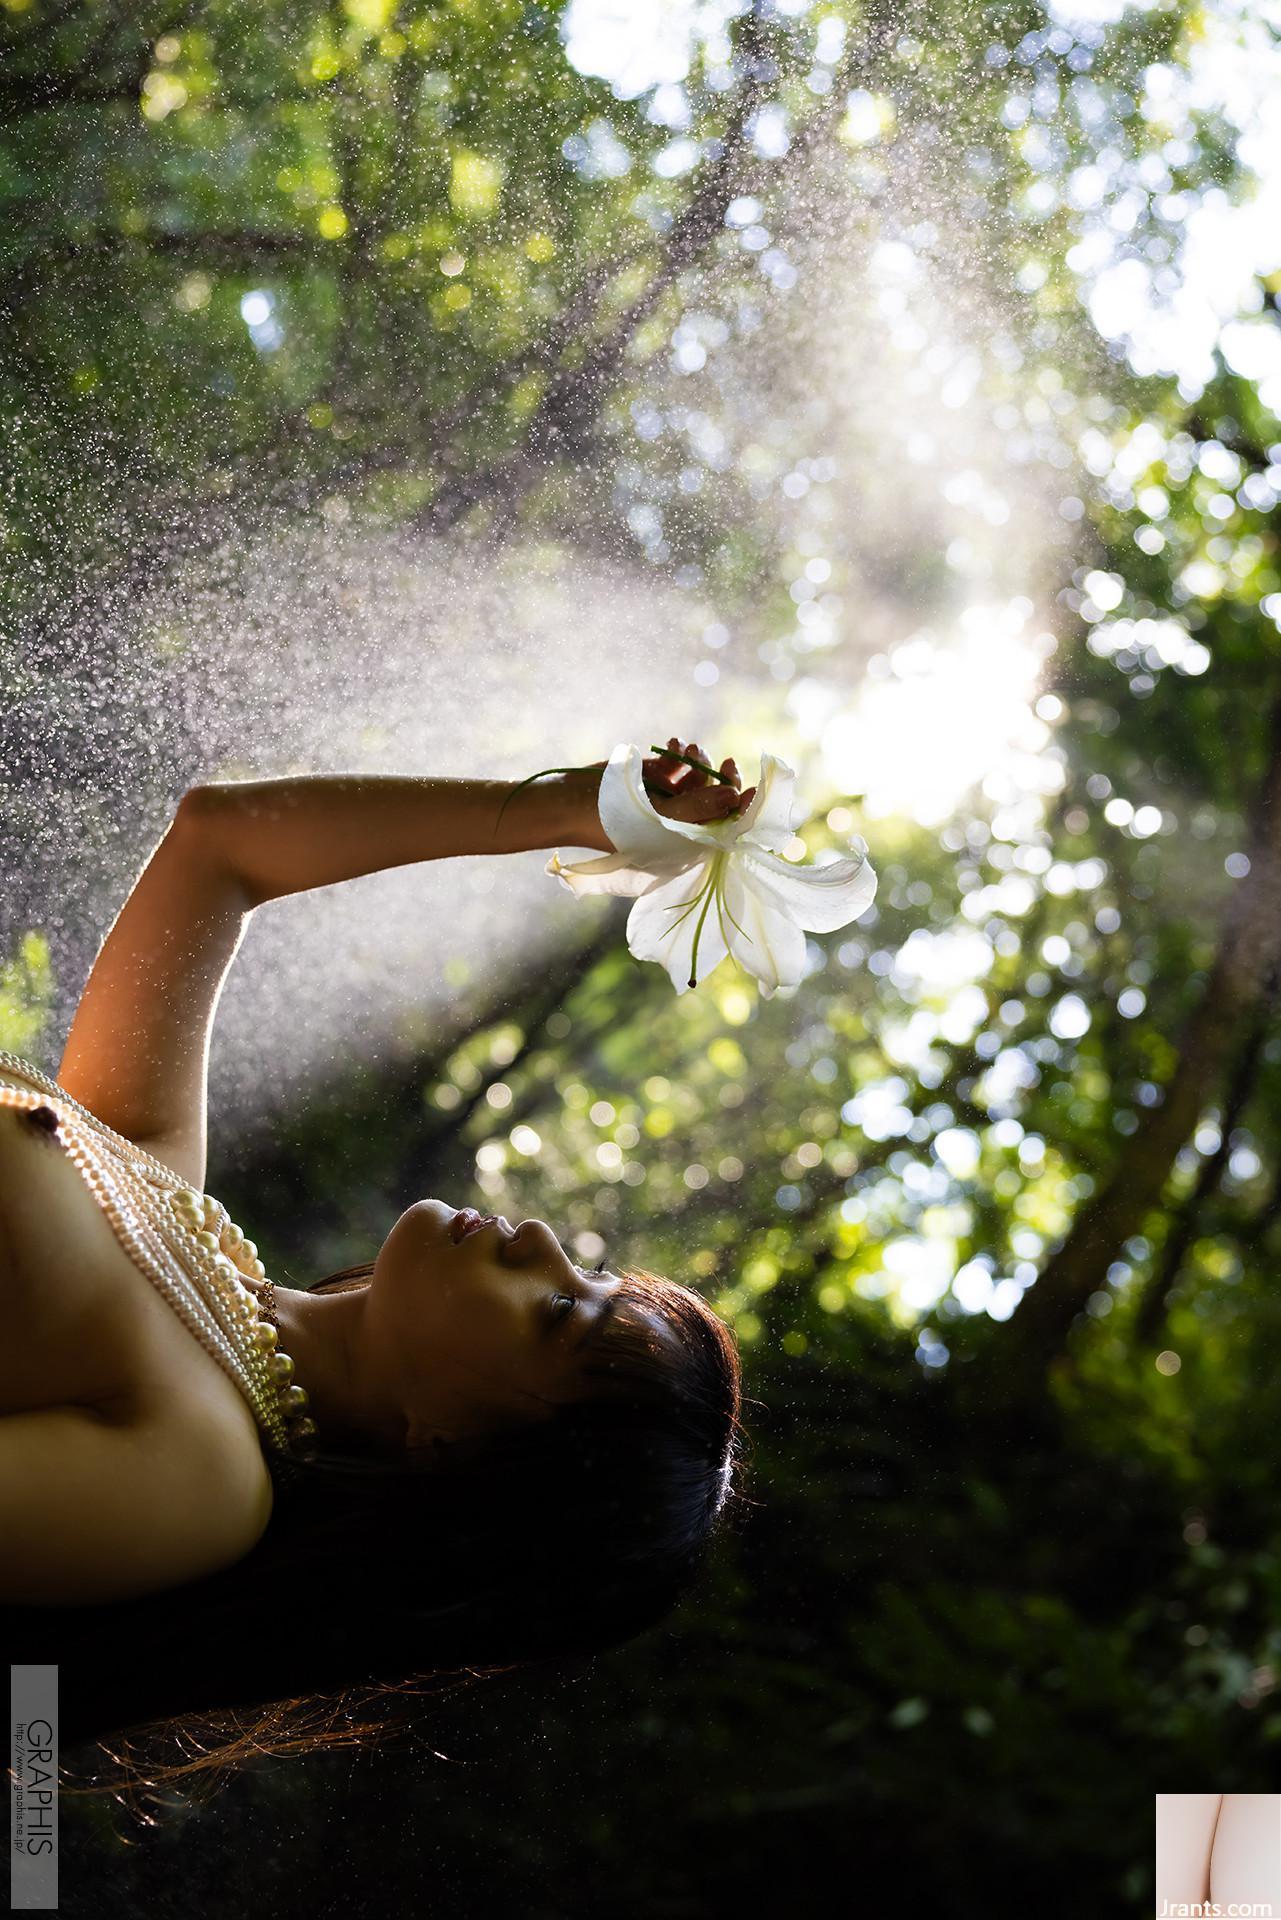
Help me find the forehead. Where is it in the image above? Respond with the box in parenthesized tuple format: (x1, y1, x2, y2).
(591, 1291, 685, 1362)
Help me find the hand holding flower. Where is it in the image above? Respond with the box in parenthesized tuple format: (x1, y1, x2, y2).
(498, 737, 756, 846)
(640, 739, 760, 828)
(533, 740, 877, 999)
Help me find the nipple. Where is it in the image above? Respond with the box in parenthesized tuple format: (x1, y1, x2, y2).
(25, 1104, 64, 1146)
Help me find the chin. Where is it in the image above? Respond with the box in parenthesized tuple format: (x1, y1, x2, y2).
(372, 1199, 450, 1272)
(402, 1197, 456, 1227)
(402, 1198, 465, 1256)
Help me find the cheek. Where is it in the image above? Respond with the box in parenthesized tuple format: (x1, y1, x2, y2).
(457, 1282, 533, 1364)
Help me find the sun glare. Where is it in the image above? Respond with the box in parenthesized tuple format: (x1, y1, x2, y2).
(815, 601, 1057, 828)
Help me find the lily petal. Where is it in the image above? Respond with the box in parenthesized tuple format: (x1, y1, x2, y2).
(625, 858, 731, 996)
(721, 859, 808, 998)
(545, 849, 674, 900)
(598, 742, 800, 862)
(728, 751, 802, 855)
(738, 845, 878, 933)
(546, 742, 877, 1001)
(595, 745, 721, 865)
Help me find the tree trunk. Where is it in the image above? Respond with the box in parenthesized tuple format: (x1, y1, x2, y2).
(989, 678, 1281, 1387)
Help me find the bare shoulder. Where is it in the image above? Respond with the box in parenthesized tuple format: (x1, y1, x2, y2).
(0, 1397, 274, 1607)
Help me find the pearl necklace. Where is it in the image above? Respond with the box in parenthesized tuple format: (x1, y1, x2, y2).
(0, 1051, 318, 1482)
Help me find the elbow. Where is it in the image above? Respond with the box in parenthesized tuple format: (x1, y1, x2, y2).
(173, 781, 269, 910)
(173, 783, 223, 844)
(177, 781, 246, 831)
(171, 782, 232, 869)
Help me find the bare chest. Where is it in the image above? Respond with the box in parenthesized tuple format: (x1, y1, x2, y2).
(0, 1094, 273, 1502)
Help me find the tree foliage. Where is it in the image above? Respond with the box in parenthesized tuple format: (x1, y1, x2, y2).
(4, 1, 1280, 1911)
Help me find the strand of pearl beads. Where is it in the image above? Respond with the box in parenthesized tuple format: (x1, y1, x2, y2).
(166, 1184, 318, 1461)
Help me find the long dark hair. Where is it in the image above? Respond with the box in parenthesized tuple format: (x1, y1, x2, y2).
(16, 1259, 749, 1818)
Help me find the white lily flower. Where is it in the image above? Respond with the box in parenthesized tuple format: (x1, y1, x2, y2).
(545, 743, 878, 997)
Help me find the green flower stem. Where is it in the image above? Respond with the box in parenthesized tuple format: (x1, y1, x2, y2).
(495, 765, 595, 834)
(644, 745, 737, 787)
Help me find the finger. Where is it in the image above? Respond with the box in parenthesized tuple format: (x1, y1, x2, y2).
(650, 738, 684, 788)
(686, 743, 710, 785)
(720, 757, 740, 787)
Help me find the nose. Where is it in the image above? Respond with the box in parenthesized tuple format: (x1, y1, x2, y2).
(510, 1217, 555, 1255)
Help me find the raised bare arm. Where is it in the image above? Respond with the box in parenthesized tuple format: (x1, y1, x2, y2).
(186, 770, 612, 909)
(187, 743, 747, 908)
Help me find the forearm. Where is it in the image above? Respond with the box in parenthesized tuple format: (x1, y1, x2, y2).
(189, 772, 610, 908)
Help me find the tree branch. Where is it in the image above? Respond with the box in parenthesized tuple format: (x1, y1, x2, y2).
(987, 676, 1281, 1388)
(0, 3, 201, 118)
(5, 223, 323, 269)
(400, 0, 897, 540)
(5, 1, 899, 607)
(1130, 968, 1276, 1345)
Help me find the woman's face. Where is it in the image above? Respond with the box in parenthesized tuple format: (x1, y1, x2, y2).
(360, 1201, 648, 1448)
